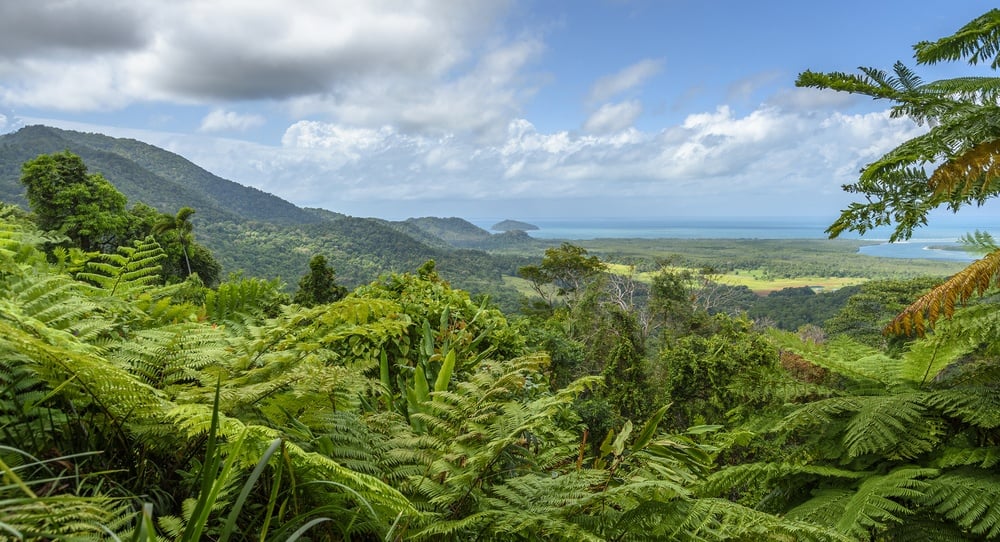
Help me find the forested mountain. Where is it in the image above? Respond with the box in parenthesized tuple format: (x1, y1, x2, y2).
(0, 125, 534, 303)
(0, 125, 319, 225)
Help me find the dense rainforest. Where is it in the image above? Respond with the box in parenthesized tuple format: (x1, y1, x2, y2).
(4, 9, 1000, 541)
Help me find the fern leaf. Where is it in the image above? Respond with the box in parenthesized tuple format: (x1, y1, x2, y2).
(76, 236, 166, 297)
(843, 393, 940, 459)
(926, 386, 1000, 428)
(835, 467, 935, 538)
(915, 9, 1000, 68)
(888, 248, 1000, 335)
(921, 469, 1000, 538)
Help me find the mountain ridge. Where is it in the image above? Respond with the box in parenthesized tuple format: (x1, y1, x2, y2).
(0, 125, 534, 308)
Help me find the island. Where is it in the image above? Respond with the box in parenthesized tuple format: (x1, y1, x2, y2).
(491, 219, 539, 232)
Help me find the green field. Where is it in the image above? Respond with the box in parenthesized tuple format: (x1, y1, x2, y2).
(508, 238, 967, 296)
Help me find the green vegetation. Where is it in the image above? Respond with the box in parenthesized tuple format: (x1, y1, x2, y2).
(492, 219, 539, 231)
(6, 9, 1000, 539)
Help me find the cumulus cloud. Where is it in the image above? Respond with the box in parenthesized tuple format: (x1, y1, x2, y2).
(0, 0, 534, 137)
(199, 109, 266, 133)
(588, 59, 663, 103)
(27, 92, 924, 218)
(151, 101, 916, 216)
(583, 100, 643, 133)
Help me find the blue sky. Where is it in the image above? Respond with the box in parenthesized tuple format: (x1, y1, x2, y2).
(0, 1, 995, 221)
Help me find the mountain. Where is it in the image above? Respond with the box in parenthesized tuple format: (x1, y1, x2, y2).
(492, 219, 539, 232)
(0, 125, 320, 225)
(0, 126, 538, 308)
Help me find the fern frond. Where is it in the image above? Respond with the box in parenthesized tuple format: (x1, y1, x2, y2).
(934, 445, 1000, 469)
(677, 497, 852, 542)
(699, 462, 867, 499)
(105, 322, 231, 390)
(768, 331, 903, 388)
(788, 467, 935, 539)
(843, 393, 940, 459)
(888, 248, 1000, 334)
(884, 516, 980, 542)
(928, 140, 1000, 200)
(204, 275, 287, 329)
(915, 9, 1000, 68)
(897, 319, 980, 387)
(0, 305, 167, 429)
(921, 469, 1000, 538)
(76, 236, 166, 297)
(926, 386, 1000, 428)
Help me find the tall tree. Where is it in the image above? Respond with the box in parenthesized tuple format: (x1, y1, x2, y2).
(293, 254, 347, 307)
(519, 242, 604, 309)
(20, 151, 129, 252)
(797, 9, 1000, 333)
(153, 207, 196, 276)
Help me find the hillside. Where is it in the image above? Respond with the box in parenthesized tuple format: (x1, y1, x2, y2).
(0, 126, 535, 307)
(0, 125, 321, 225)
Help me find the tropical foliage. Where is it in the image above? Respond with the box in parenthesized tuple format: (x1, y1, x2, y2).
(7, 9, 1000, 541)
(797, 8, 1000, 334)
(2, 213, 853, 540)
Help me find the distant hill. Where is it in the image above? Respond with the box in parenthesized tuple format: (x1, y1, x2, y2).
(492, 219, 539, 231)
(0, 125, 320, 225)
(406, 217, 492, 242)
(0, 125, 539, 309)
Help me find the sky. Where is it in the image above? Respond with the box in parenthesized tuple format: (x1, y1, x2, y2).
(0, 1, 995, 221)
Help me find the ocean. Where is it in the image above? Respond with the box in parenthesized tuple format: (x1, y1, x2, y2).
(467, 216, 998, 262)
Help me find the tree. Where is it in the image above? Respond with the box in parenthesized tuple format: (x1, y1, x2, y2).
(153, 207, 196, 276)
(147, 206, 221, 286)
(797, 9, 1000, 333)
(518, 242, 604, 309)
(20, 151, 129, 252)
(293, 254, 347, 306)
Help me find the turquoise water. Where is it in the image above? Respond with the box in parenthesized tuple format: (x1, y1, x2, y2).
(468, 216, 997, 262)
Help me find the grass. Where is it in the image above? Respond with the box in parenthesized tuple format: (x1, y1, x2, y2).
(601, 262, 867, 295)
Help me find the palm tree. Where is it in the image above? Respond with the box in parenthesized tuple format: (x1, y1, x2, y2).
(797, 9, 1000, 334)
(154, 206, 196, 277)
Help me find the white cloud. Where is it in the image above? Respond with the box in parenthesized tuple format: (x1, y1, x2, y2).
(25, 95, 925, 219)
(583, 101, 643, 134)
(157, 102, 919, 215)
(199, 109, 266, 132)
(0, 0, 535, 137)
(588, 59, 663, 103)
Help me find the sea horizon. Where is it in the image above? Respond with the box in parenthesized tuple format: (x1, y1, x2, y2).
(466, 215, 998, 262)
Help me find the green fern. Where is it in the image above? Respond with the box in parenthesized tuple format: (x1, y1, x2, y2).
(921, 469, 1000, 539)
(792, 467, 935, 539)
(76, 235, 166, 297)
